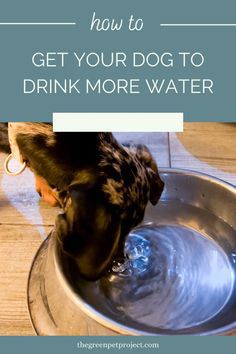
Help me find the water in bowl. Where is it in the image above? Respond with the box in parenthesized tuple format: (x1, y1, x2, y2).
(100, 223, 234, 330)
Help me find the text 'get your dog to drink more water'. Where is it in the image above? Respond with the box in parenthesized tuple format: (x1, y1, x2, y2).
(23, 51, 213, 95)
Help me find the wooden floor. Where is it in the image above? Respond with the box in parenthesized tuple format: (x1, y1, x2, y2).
(0, 123, 236, 335)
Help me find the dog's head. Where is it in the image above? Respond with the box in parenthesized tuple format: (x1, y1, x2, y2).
(55, 143, 164, 281)
(55, 182, 122, 281)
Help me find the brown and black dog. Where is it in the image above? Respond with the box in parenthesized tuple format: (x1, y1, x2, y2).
(1, 123, 164, 280)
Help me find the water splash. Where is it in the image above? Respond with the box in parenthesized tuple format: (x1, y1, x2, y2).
(111, 233, 152, 277)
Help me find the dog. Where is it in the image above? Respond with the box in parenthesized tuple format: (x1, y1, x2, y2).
(1, 123, 164, 280)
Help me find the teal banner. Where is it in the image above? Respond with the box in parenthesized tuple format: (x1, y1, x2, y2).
(0, 0, 236, 121)
(0, 336, 235, 354)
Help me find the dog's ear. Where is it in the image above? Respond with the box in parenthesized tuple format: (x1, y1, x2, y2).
(139, 150, 164, 205)
(55, 183, 121, 281)
(129, 143, 164, 205)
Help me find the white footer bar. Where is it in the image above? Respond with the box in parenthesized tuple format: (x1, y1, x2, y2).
(53, 113, 183, 132)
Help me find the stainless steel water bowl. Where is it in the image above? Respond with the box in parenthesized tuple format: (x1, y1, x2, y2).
(27, 169, 236, 335)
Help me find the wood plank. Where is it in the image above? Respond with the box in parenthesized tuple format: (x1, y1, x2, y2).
(0, 224, 51, 335)
(169, 123, 236, 185)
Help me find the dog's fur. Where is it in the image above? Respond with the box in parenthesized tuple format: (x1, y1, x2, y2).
(1, 123, 164, 280)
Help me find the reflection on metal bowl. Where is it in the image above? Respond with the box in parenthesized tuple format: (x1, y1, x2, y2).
(27, 169, 236, 335)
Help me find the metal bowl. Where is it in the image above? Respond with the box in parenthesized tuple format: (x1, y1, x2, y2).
(27, 169, 236, 335)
